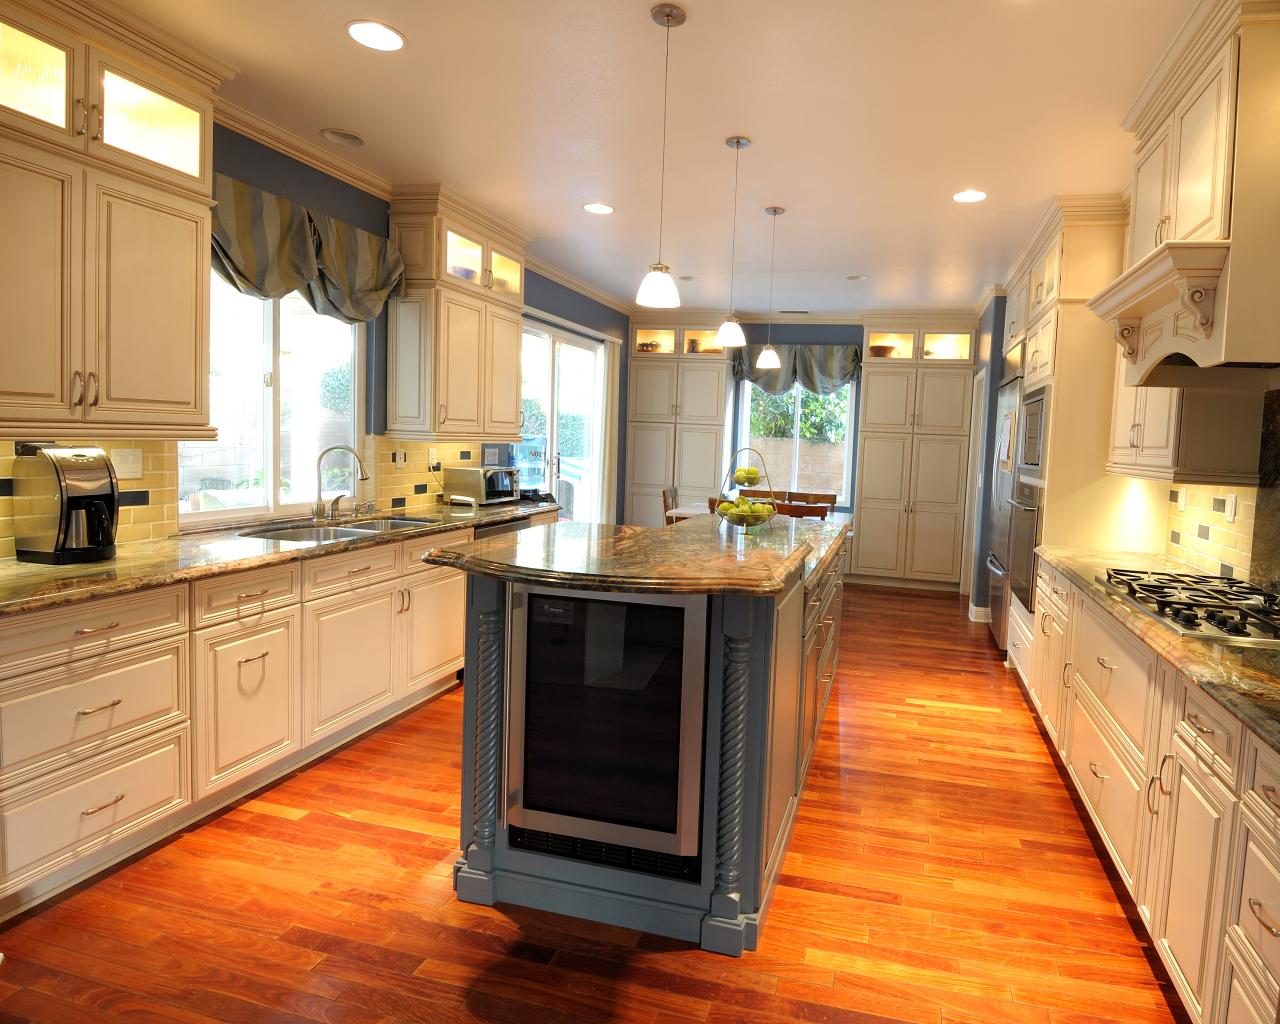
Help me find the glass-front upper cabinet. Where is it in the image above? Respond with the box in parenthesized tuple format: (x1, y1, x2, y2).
(682, 329, 723, 356)
(921, 331, 974, 363)
(633, 329, 676, 356)
(443, 226, 484, 286)
(94, 62, 202, 181)
(864, 331, 917, 361)
(489, 247, 523, 303)
(441, 220, 524, 306)
(0, 13, 80, 146)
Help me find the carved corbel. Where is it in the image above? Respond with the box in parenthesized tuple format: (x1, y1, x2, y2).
(1177, 283, 1216, 340)
(1112, 318, 1141, 358)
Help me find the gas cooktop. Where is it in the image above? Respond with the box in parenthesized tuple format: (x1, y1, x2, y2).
(1098, 569, 1280, 648)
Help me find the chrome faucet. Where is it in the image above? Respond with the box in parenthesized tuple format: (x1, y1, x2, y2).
(314, 445, 371, 521)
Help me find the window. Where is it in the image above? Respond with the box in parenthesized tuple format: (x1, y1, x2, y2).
(737, 381, 856, 504)
(179, 271, 361, 522)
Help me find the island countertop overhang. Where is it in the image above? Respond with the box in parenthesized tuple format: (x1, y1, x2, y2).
(422, 513, 852, 595)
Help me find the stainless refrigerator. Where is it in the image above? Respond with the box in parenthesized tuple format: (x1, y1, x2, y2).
(986, 344, 1023, 650)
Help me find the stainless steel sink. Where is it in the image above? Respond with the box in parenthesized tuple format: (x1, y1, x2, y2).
(347, 517, 440, 532)
(239, 526, 371, 543)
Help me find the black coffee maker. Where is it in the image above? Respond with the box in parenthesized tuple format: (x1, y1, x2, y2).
(13, 445, 120, 564)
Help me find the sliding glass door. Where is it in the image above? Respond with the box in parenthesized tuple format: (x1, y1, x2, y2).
(519, 325, 607, 522)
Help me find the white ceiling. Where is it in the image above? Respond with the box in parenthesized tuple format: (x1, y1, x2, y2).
(117, 0, 1197, 315)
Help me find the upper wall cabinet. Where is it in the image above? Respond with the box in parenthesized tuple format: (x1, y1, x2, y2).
(630, 326, 730, 359)
(0, 2, 223, 440)
(391, 188, 528, 311)
(0, 11, 212, 195)
(864, 327, 974, 366)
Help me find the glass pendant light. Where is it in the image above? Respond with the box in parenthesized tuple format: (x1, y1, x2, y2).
(636, 4, 686, 308)
(756, 206, 785, 370)
(716, 135, 750, 347)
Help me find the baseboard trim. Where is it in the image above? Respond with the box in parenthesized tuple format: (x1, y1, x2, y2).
(968, 604, 992, 623)
(844, 575, 960, 593)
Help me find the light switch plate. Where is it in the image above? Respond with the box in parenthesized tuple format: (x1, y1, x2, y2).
(1177, 487, 1187, 511)
(429, 447, 438, 463)
(1226, 493, 1237, 523)
(110, 448, 143, 480)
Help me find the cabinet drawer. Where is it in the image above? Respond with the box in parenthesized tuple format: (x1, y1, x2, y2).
(1232, 815, 1280, 986)
(1247, 740, 1280, 822)
(0, 585, 187, 682)
(1008, 609, 1034, 686)
(192, 564, 300, 628)
(0, 727, 189, 889)
(1073, 598, 1156, 760)
(302, 543, 401, 600)
(1048, 569, 1072, 619)
(1067, 693, 1142, 885)
(529, 511, 559, 527)
(1219, 939, 1273, 1024)
(1176, 682, 1241, 788)
(402, 528, 472, 576)
(0, 636, 187, 785)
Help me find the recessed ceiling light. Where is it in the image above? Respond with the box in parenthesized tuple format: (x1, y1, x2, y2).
(678, 275, 696, 281)
(320, 128, 364, 147)
(953, 189, 988, 204)
(347, 20, 404, 51)
(846, 274, 867, 281)
(583, 202, 614, 215)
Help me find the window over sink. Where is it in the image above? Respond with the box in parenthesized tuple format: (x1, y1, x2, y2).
(178, 271, 362, 524)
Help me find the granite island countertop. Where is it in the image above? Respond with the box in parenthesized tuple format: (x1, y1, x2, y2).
(0, 501, 560, 619)
(423, 512, 852, 595)
(1038, 545, 1280, 752)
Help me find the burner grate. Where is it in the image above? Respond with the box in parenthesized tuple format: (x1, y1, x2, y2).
(1100, 568, 1280, 647)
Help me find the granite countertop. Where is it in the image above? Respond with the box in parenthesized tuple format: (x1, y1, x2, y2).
(423, 512, 852, 596)
(0, 501, 559, 619)
(1038, 545, 1280, 751)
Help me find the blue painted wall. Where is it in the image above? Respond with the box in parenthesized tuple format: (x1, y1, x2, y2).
(212, 125, 391, 434)
(525, 270, 630, 517)
(970, 296, 1006, 607)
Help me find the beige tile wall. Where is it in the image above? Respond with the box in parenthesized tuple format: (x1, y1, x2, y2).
(1165, 483, 1257, 580)
(0, 436, 492, 559)
(0, 440, 178, 558)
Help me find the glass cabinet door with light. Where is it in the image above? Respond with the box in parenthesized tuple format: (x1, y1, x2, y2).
(681, 329, 724, 357)
(0, 13, 81, 147)
(442, 223, 485, 290)
(633, 329, 677, 357)
(920, 331, 974, 363)
(488, 246, 523, 304)
(864, 331, 918, 362)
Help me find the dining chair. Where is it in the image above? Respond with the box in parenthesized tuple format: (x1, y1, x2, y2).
(739, 488, 789, 500)
(786, 490, 837, 510)
(774, 502, 829, 520)
(661, 486, 679, 524)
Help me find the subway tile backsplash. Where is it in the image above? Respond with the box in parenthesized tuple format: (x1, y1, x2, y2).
(1165, 483, 1257, 580)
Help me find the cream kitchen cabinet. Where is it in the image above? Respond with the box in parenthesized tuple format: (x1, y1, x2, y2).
(193, 606, 300, 797)
(385, 285, 524, 442)
(1130, 120, 1174, 267)
(1023, 307, 1056, 390)
(399, 568, 466, 698)
(627, 345, 729, 424)
(675, 361, 729, 425)
(858, 367, 915, 433)
(1028, 578, 1070, 755)
(0, 139, 211, 437)
(628, 359, 678, 421)
(1004, 274, 1029, 351)
(913, 368, 972, 436)
(1027, 238, 1061, 324)
(440, 219, 524, 307)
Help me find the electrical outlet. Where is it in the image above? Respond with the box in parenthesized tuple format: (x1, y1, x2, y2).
(1177, 487, 1187, 511)
(110, 448, 143, 480)
(429, 447, 438, 463)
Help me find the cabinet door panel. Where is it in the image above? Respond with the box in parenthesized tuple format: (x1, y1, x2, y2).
(303, 584, 398, 744)
(1136, 387, 1181, 469)
(853, 506, 906, 576)
(483, 305, 522, 434)
(628, 361, 677, 421)
(1065, 695, 1142, 887)
(905, 509, 963, 581)
(436, 289, 484, 432)
(0, 139, 80, 421)
(1110, 349, 1140, 466)
(627, 488, 667, 528)
(675, 361, 726, 424)
(910, 435, 967, 508)
(403, 569, 465, 695)
(1171, 50, 1233, 243)
(0, 12, 82, 149)
(674, 425, 723, 493)
(195, 610, 300, 797)
(859, 367, 915, 433)
(626, 422, 675, 490)
(83, 172, 208, 427)
(858, 434, 911, 504)
(914, 369, 971, 435)
(1131, 124, 1171, 266)
(387, 290, 432, 433)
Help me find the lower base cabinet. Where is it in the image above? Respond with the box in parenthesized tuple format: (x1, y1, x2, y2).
(194, 607, 301, 797)
(1218, 937, 1272, 1024)
(303, 580, 400, 745)
(402, 568, 466, 696)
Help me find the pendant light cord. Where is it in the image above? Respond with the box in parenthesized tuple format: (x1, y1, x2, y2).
(727, 144, 740, 315)
(656, 15, 672, 264)
(767, 211, 777, 348)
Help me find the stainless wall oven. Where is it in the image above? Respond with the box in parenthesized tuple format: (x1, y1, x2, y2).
(505, 583, 707, 857)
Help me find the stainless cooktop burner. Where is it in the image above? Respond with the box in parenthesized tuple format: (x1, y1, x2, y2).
(1098, 569, 1280, 647)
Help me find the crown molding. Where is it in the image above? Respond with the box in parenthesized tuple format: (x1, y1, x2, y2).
(25, 0, 237, 87)
(213, 100, 393, 201)
(390, 184, 531, 249)
(973, 284, 1006, 316)
(1003, 194, 1129, 288)
(524, 256, 634, 317)
(861, 309, 979, 330)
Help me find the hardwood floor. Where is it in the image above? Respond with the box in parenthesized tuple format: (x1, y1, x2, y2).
(0, 585, 1190, 1024)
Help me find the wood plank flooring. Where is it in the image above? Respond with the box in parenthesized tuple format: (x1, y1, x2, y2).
(0, 585, 1190, 1024)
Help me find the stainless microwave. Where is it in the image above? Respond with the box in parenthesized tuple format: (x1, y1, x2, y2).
(444, 466, 519, 506)
(1018, 384, 1049, 476)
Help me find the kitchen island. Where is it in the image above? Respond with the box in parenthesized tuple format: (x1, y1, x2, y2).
(423, 513, 850, 955)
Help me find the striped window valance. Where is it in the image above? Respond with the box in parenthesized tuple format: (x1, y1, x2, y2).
(732, 343, 861, 396)
(211, 173, 404, 325)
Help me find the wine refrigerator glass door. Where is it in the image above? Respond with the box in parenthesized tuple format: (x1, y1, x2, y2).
(505, 584, 707, 856)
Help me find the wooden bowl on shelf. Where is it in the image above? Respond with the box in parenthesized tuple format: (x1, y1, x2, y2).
(869, 344, 896, 358)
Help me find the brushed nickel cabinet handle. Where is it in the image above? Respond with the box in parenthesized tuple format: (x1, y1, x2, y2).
(77, 697, 122, 716)
(1128, 424, 1139, 449)
(1096, 656, 1116, 671)
(89, 103, 102, 141)
(1062, 661, 1073, 687)
(347, 565, 373, 575)
(1186, 712, 1215, 736)
(1041, 612, 1052, 636)
(1146, 774, 1160, 814)
(1260, 784, 1280, 813)
(1249, 898, 1280, 938)
(1011, 640, 1023, 649)
(1157, 752, 1174, 795)
(236, 651, 269, 666)
(74, 621, 121, 636)
(1052, 586, 1066, 599)
(87, 371, 100, 407)
(74, 97, 87, 135)
(397, 588, 405, 614)
(236, 588, 270, 600)
(82, 793, 124, 816)
(70, 370, 84, 408)
(1089, 761, 1109, 780)
(405, 587, 412, 612)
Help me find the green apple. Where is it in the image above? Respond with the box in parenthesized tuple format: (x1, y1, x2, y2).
(717, 501, 734, 514)
(733, 467, 748, 485)
(744, 467, 761, 485)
